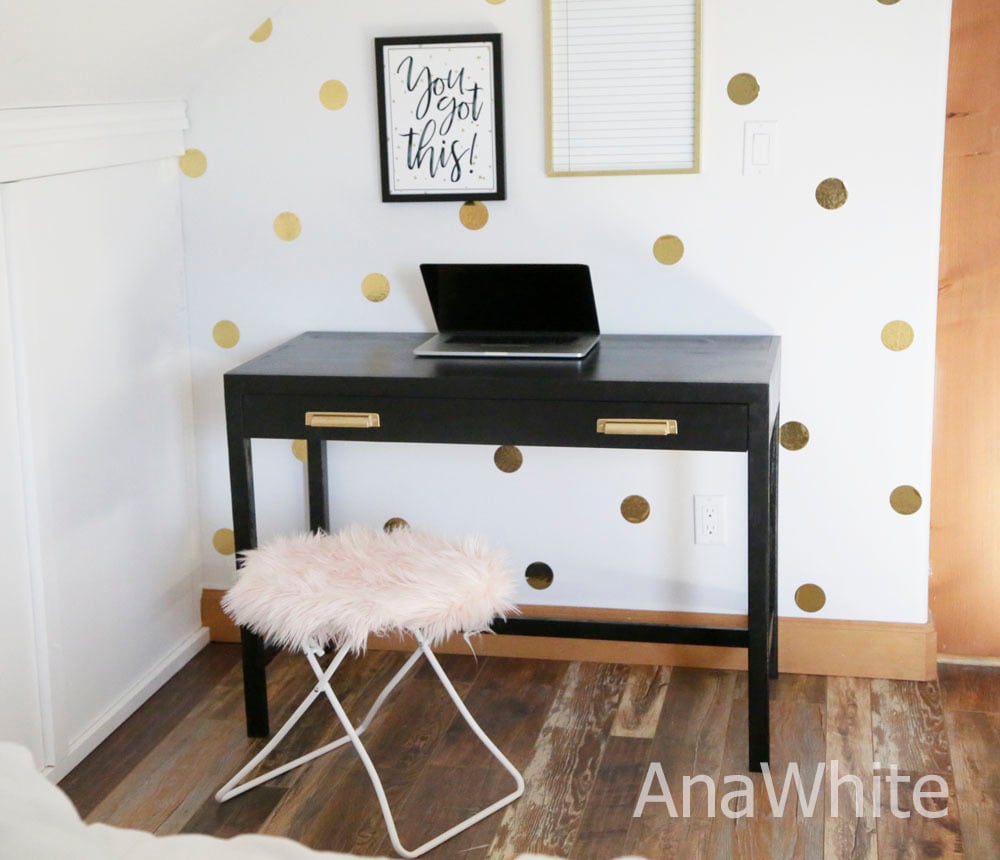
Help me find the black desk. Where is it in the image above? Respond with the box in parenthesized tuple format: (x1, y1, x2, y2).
(224, 331, 780, 770)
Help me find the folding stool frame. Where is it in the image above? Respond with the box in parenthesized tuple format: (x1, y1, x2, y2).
(215, 631, 525, 858)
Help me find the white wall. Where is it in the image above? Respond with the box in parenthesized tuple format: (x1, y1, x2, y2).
(182, 0, 951, 625)
(0, 149, 206, 776)
(0, 0, 288, 109)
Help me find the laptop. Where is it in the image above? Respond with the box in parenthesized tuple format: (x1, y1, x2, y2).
(413, 263, 600, 359)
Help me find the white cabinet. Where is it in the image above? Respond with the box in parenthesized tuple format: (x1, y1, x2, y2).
(0, 105, 207, 778)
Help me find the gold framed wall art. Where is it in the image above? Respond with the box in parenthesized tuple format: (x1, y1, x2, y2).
(545, 0, 701, 176)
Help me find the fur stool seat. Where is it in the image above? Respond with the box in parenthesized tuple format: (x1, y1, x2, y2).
(216, 525, 524, 859)
(221, 525, 517, 654)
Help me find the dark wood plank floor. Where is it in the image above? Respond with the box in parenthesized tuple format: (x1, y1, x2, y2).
(59, 646, 1000, 859)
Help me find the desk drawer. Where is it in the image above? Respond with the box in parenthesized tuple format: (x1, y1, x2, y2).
(241, 394, 747, 452)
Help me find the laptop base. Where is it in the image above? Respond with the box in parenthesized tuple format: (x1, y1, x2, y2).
(414, 332, 598, 360)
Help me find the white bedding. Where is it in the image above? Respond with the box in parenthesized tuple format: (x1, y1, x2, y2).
(0, 742, 648, 860)
(0, 741, 383, 860)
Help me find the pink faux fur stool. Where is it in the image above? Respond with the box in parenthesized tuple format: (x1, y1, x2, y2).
(221, 525, 517, 654)
(215, 525, 524, 860)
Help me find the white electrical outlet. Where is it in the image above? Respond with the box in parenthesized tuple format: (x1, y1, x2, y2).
(694, 495, 726, 545)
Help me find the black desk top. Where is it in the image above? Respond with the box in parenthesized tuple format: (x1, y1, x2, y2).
(226, 332, 780, 409)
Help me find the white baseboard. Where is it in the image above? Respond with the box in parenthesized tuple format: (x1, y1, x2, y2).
(43, 627, 210, 783)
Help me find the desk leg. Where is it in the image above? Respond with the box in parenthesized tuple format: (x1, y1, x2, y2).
(768, 413, 780, 680)
(239, 626, 269, 736)
(306, 439, 329, 533)
(747, 404, 774, 771)
(226, 422, 270, 738)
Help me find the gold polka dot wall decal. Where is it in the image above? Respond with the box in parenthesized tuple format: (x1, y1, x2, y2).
(212, 528, 236, 556)
(780, 421, 810, 451)
(459, 201, 489, 230)
(526, 562, 554, 590)
(621, 494, 651, 524)
(361, 273, 390, 302)
(249, 18, 272, 42)
(877, 0, 902, 5)
(890, 485, 922, 515)
(494, 445, 523, 473)
(384, 517, 410, 532)
(319, 79, 349, 111)
(816, 178, 848, 210)
(881, 320, 915, 351)
(486, 0, 507, 4)
(795, 583, 826, 613)
(273, 211, 302, 242)
(291, 439, 308, 463)
(727, 73, 760, 106)
(178, 148, 207, 178)
(653, 234, 684, 265)
(212, 320, 240, 349)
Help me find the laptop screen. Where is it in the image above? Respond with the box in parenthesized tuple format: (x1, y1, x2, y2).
(420, 263, 600, 334)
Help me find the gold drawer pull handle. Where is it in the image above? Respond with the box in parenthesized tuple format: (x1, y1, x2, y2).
(597, 418, 678, 436)
(305, 411, 381, 429)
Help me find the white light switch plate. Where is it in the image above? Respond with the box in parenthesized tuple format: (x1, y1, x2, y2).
(743, 121, 777, 176)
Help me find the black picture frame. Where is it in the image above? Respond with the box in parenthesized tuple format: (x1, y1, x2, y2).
(374, 33, 505, 202)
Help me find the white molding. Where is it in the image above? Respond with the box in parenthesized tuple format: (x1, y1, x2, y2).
(0, 102, 188, 183)
(42, 627, 210, 783)
(0, 189, 58, 768)
(0, 192, 51, 766)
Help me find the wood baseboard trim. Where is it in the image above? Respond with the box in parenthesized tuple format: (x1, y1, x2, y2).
(202, 589, 241, 643)
(201, 590, 937, 681)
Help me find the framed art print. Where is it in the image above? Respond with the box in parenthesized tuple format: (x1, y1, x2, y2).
(374, 34, 506, 202)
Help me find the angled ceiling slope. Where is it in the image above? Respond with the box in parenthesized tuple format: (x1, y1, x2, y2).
(0, 0, 283, 109)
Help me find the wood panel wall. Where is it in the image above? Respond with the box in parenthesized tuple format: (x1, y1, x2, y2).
(930, 0, 1000, 657)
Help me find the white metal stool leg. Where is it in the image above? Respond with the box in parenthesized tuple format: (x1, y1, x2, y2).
(310, 633, 525, 858)
(216, 634, 524, 858)
(215, 644, 424, 802)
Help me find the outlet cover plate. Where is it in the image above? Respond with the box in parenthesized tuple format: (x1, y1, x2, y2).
(694, 494, 727, 545)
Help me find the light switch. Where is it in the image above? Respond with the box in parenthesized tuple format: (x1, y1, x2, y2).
(752, 133, 770, 165)
(743, 121, 777, 175)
